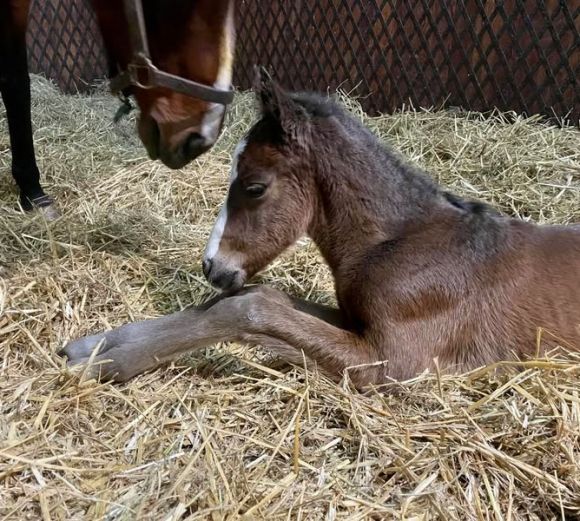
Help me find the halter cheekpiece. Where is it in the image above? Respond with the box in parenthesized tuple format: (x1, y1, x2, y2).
(109, 0, 235, 106)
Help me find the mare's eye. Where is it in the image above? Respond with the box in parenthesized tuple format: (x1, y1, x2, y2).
(245, 183, 267, 198)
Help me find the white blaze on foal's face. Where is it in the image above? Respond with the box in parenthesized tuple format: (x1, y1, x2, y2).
(202, 139, 247, 289)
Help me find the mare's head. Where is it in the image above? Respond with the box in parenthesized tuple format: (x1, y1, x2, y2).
(93, 0, 235, 168)
(202, 72, 339, 291)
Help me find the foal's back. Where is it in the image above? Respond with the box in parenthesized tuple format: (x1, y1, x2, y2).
(354, 204, 580, 376)
(519, 221, 580, 343)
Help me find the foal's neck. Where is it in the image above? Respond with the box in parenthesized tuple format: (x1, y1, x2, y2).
(306, 117, 441, 273)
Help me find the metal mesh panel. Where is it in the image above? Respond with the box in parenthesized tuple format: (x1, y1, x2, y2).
(26, 0, 108, 93)
(24, 1, 578, 120)
(234, 0, 579, 121)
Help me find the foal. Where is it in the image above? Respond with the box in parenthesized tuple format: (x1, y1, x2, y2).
(62, 75, 580, 387)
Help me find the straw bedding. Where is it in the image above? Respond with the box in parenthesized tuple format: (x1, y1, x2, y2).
(0, 75, 579, 520)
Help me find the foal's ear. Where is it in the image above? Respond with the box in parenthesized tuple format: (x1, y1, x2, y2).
(253, 67, 287, 117)
(253, 67, 309, 143)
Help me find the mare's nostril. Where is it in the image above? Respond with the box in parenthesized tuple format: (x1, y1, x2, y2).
(185, 132, 207, 156)
(202, 258, 212, 278)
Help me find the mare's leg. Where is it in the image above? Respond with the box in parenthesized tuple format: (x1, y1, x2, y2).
(0, 3, 57, 218)
(61, 287, 380, 386)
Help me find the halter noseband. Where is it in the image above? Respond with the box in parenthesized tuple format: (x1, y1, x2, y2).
(109, 0, 235, 106)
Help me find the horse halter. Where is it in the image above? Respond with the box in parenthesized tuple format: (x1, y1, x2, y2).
(109, 0, 235, 106)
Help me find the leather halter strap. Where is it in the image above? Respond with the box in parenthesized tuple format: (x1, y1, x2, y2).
(109, 0, 234, 106)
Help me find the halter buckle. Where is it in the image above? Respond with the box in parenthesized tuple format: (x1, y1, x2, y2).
(127, 59, 156, 90)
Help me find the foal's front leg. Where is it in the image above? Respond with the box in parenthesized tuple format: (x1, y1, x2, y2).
(62, 287, 379, 386)
(61, 295, 231, 381)
(61, 291, 302, 381)
(207, 287, 381, 386)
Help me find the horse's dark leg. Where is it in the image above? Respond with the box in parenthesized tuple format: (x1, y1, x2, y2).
(0, 4, 57, 217)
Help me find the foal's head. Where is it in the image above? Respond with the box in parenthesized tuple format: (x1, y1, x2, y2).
(202, 73, 332, 291)
(93, 0, 235, 168)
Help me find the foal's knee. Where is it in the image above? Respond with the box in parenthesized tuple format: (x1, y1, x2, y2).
(237, 285, 293, 308)
(207, 288, 287, 331)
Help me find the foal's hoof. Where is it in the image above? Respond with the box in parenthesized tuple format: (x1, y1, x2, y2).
(60, 337, 135, 383)
(59, 333, 109, 363)
(22, 195, 60, 221)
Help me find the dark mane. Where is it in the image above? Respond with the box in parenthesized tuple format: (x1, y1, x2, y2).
(443, 191, 498, 216)
(249, 89, 502, 231)
(289, 93, 502, 220)
(289, 92, 340, 118)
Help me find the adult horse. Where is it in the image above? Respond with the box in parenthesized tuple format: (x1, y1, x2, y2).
(0, 0, 235, 217)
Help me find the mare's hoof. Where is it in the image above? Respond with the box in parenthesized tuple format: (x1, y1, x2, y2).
(22, 195, 60, 221)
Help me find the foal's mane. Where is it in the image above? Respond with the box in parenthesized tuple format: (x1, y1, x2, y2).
(283, 92, 499, 218)
(289, 92, 341, 118)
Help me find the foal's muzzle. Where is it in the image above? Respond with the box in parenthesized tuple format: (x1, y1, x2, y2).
(202, 257, 246, 292)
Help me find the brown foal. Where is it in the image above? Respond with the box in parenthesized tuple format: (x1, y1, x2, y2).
(62, 73, 580, 387)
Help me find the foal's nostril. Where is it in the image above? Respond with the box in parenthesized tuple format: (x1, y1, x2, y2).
(210, 270, 241, 291)
(202, 258, 212, 278)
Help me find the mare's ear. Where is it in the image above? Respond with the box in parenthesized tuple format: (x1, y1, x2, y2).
(253, 66, 309, 144)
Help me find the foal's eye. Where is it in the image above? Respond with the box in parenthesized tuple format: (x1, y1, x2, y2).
(245, 183, 267, 198)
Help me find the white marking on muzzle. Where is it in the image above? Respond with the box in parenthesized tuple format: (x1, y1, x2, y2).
(201, 1, 236, 143)
(204, 139, 247, 260)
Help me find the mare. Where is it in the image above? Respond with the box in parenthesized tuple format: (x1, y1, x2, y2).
(0, 0, 235, 217)
(62, 73, 580, 388)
